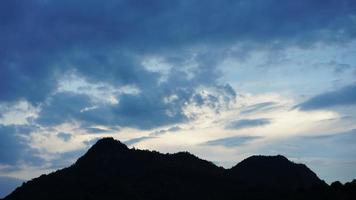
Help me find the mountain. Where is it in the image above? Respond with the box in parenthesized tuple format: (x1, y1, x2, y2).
(3, 138, 356, 200)
(229, 155, 323, 189)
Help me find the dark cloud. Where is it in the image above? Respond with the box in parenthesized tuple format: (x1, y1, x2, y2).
(1, 0, 355, 104)
(36, 77, 236, 129)
(297, 83, 356, 111)
(204, 136, 262, 147)
(0, 125, 42, 165)
(134, 76, 232, 131)
(36, 90, 187, 129)
(36, 92, 93, 126)
(109, 92, 187, 129)
(0, 0, 354, 130)
(225, 118, 271, 130)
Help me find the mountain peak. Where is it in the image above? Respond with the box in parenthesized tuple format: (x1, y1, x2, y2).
(74, 138, 129, 167)
(95, 137, 117, 144)
(88, 137, 129, 153)
(229, 155, 323, 189)
(238, 155, 290, 165)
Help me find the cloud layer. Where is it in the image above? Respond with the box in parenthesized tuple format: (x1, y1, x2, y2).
(1, 0, 356, 103)
(298, 84, 356, 111)
(226, 118, 271, 130)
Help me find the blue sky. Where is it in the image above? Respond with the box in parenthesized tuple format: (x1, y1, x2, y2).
(1, 0, 356, 197)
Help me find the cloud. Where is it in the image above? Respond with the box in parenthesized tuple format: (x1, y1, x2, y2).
(1, 0, 355, 104)
(36, 92, 93, 126)
(304, 129, 356, 145)
(151, 126, 182, 136)
(36, 91, 187, 129)
(1, 0, 355, 129)
(0, 101, 38, 126)
(297, 84, 356, 111)
(225, 118, 271, 130)
(37, 79, 236, 130)
(124, 136, 155, 146)
(48, 148, 89, 169)
(256, 129, 356, 160)
(204, 136, 262, 147)
(240, 102, 277, 114)
(0, 176, 23, 198)
(84, 127, 117, 134)
(57, 132, 72, 142)
(0, 125, 42, 166)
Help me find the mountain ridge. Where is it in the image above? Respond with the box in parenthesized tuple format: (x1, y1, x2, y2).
(4, 137, 356, 200)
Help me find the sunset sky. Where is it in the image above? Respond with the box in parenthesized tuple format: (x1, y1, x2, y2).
(1, 0, 356, 196)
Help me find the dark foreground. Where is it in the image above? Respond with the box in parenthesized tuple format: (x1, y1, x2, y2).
(4, 138, 356, 200)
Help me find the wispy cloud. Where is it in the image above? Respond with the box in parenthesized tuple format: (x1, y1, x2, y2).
(225, 119, 271, 130)
(124, 136, 155, 146)
(297, 84, 356, 111)
(204, 136, 262, 147)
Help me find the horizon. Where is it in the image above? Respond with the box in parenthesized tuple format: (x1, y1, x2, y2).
(1, 0, 356, 198)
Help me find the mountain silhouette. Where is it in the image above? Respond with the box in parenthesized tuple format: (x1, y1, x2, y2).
(3, 138, 356, 200)
(229, 155, 322, 189)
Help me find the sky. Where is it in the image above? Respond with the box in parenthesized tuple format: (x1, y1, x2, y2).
(1, 0, 356, 197)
